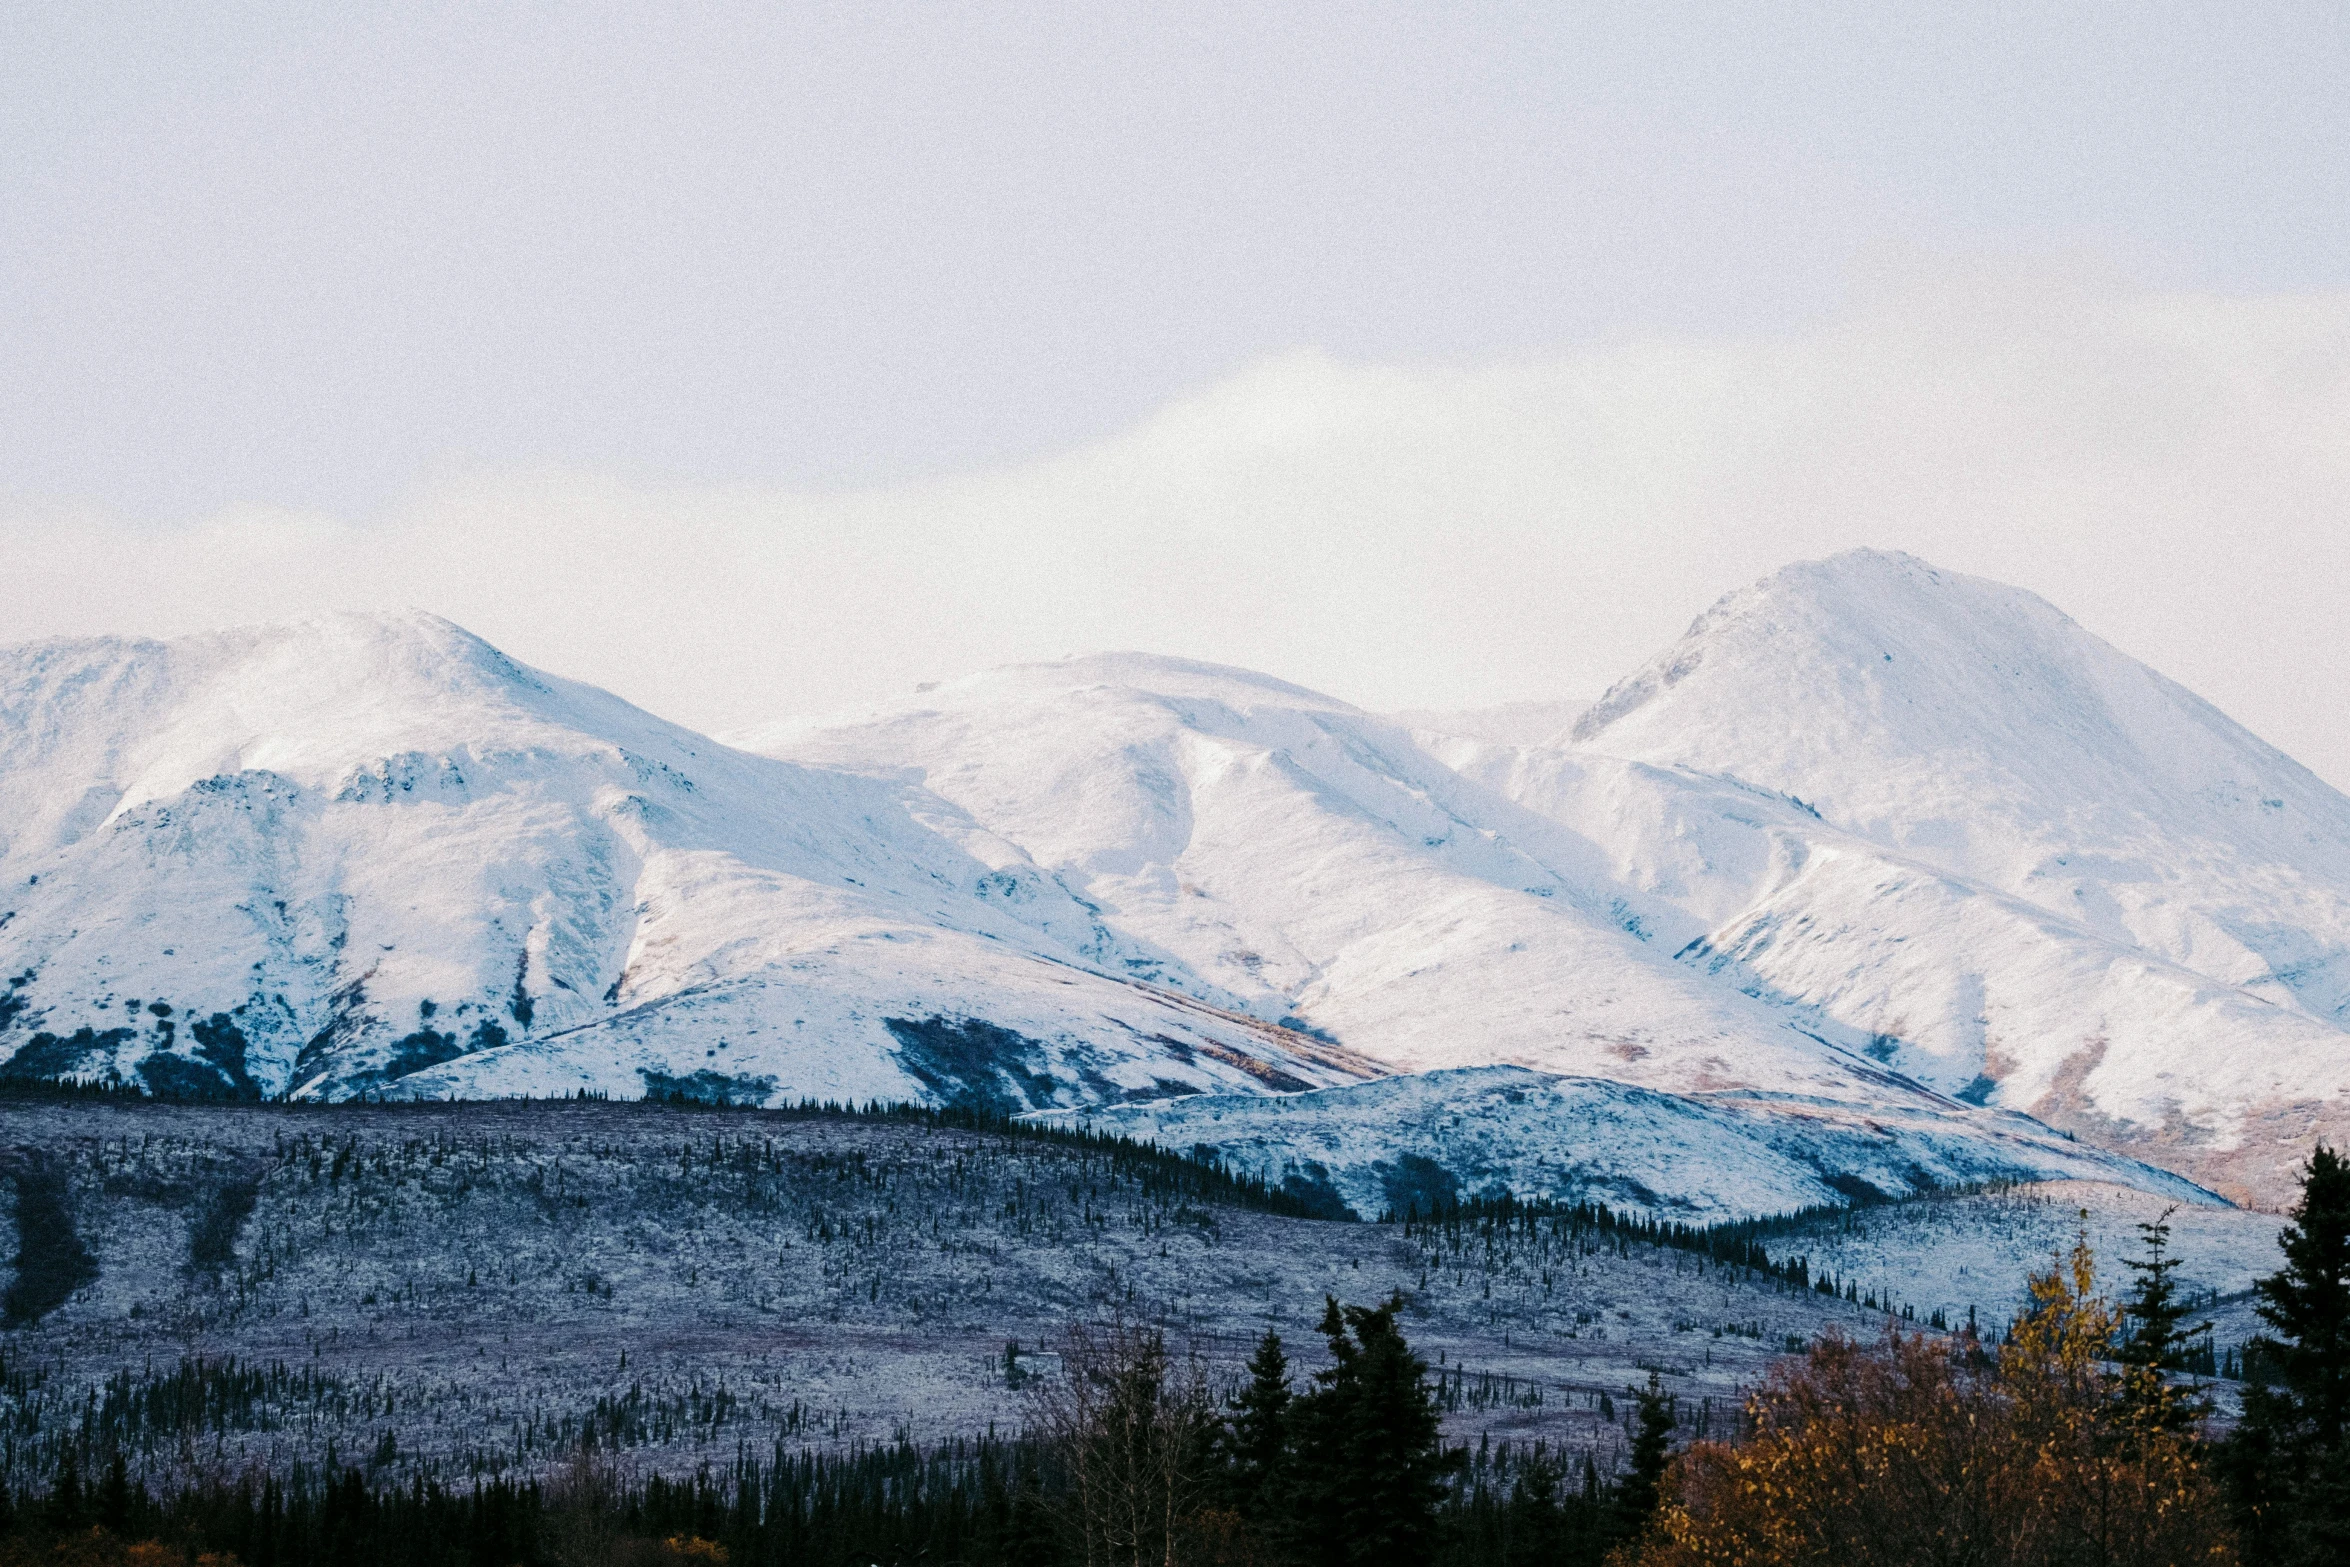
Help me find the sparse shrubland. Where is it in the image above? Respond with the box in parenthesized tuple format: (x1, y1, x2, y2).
(0, 1089, 1989, 1496)
(0, 1091, 2334, 1563)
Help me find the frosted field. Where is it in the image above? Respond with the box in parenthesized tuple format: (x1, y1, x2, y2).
(0, 1094, 2232, 1494)
(1769, 1179, 2285, 1357)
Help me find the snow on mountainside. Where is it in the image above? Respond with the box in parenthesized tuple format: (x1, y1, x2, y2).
(740, 650, 2225, 1211)
(0, 615, 1369, 1105)
(1038, 1066, 2217, 1222)
(12, 550, 2350, 1213)
(1439, 550, 2350, 1205)
(737, 655, 1937, 1107)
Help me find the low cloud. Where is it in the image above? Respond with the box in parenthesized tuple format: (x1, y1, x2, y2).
(9, 264, 2349, 783)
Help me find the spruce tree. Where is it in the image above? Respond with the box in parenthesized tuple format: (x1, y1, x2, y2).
(1224, 1327, 1292, 1518)
(2118, 1204, 2208, 1431)
(2233, 1143, 2350, 1564)
(1505, 1448, 1567, 1564)
(98, 1450, 132, 1535)
(1004, 1443, 1058, 1567)
(1288, 1293, 1454, 1567)
(1614, 1372, 1676, 1542)
(45, 1448, 82, 1531)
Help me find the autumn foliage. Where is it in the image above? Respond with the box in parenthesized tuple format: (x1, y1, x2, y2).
(1623, 1232, 2235, 1567)
(0, 1532, 241, 1567)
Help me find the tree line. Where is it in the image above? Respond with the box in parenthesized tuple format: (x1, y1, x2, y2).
(1022, 1296, 1662, 1565)
(14, 1142, 2350, 1563)
(0, 1290, 1651, 1566)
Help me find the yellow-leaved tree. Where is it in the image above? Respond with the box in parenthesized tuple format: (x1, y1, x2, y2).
(1621, 1222, 2235, 1567)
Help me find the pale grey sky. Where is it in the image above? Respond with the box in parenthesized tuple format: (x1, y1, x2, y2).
(6, 6, 2350, 781)
(8, 3, 2346, 516)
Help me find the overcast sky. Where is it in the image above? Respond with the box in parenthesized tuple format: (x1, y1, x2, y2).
(6, 5, 2349, 780)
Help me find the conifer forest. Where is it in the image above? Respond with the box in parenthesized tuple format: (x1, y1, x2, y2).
(0, 1087, 2336, 1563)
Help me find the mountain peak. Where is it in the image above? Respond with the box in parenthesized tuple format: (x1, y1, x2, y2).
(1565, 548, 2350, 844)
(0, 612, 591, 877)
(2, 609, 540, 713)
(1573, 550, 2054, 745)
(7, 564, 2350, 1205)
(204, 609, 540, 690)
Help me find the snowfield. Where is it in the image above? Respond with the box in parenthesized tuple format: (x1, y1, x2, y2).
(7, 550, 2350, 1210)
(1447, 551, 2350, 1205)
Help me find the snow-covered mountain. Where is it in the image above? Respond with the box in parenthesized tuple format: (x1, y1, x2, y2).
(737, 654, 1922, 1105)
(1438, 551, 2350, 1206)
(748, 554, 2350, 1207)
(0, 615, 1371, 1105)
(7, 550, 2346, 1210)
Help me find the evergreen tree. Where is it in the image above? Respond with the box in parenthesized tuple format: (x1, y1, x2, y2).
(1614, 1373, 1676, 1543)
(1001, 1442, 1060, 1567)
(2117, 1204, 2208, 1431)
(97, 1450, 132, 1535)
(44, 1449, 82, 1532)
(1224, 1326, 1292, 1518)
(1289, 1293, 1455, 1567)
(1504, 1448, 1567, 1565)
(2232, 1143, 2350, 1565)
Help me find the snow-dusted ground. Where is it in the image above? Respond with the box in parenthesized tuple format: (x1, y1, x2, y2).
(0, 1097, 1904, 1487)
(0, 1100, 2279, 1495)
(1035, 1067, 2215, 1222)
(1770, 1180, 2285, 1367)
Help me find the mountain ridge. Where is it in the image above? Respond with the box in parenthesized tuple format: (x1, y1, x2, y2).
(0, 613, 1367, 1110)
(7, 553, 2348, 1208)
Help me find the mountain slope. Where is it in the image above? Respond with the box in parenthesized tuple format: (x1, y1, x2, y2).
(737, 654, 1937, 1108)
(1041, 1065, 2217, 1222)
(0, 616, 1366, 1104)
(11, 554, 2348, 1211)
(1440, 551, 2350, 1204)
(1576, 548, 2350, 998)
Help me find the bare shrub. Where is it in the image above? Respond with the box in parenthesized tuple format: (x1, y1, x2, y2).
(538, 1449, 657, 1567)
(1029, 1317, 1224, 1567)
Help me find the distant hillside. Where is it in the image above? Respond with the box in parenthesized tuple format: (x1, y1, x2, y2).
(0, 1091, 2055, 1492)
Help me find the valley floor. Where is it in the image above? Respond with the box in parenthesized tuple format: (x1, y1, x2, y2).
(0, 1095, 2285, 1493)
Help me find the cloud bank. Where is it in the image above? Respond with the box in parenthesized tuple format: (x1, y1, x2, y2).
(9, 265, 2349, 784)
